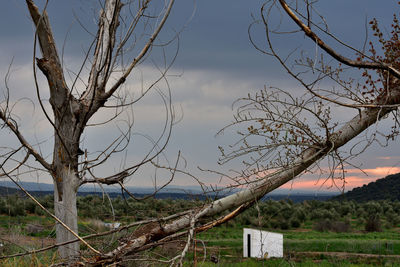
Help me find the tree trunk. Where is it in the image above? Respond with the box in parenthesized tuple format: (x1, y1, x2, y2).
(97, 86, 400, 263)
(53, 167, 79, 259)
(52, 112, 82, 259)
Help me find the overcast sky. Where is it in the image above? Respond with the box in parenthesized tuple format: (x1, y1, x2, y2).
(1, 0, 400, 193)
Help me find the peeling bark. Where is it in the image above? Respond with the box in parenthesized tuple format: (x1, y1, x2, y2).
(54, 168, 79, 259)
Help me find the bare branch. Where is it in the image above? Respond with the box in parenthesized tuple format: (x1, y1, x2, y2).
(82, 0, 123, 102)
(104, 0, 175, 99)
(0, 110, 52, 171)
(91, 80, 400, 263)
(26, 0, 71, 108)
(277, 0, 400, 78)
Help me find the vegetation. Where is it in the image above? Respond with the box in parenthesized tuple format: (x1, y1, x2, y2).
(2, 0, 400, 264)
(0, 193, 400, 265)
(1, 194, 399, 230)
(335, 173, 400, 202)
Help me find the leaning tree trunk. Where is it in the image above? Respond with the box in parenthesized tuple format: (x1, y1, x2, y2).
(93, 85, 400, 264)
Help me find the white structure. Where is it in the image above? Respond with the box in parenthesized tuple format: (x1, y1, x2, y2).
(243, 228, 283, 259)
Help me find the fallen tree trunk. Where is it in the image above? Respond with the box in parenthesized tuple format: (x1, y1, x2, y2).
(91, 86, 400, 265)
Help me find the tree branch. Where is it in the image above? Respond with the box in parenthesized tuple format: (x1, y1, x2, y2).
(26, 0, 71, 108)
(103, 0, 175, 99)
(278, 0, 400, 79)
(0, 110, 52, 171)
(82, 0, 123, 103)
(91, 82, 400, 263)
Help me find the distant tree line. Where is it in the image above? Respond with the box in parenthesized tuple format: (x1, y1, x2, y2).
(1, 194, 400, 233)
(236, 199, 400, 232)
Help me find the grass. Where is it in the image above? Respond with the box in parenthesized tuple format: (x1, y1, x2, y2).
(283, 229, 400, 240)
(0, 251, 59, 267)
(193, 223, 400, 266)
(189, 258, 396, 267)
(285, 239, 400, 254)
(1, 212, 400, 266)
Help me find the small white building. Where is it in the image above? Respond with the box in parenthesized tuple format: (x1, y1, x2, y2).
(243, 228, 283, 259)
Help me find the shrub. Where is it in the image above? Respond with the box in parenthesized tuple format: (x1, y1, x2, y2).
(293, 208, 306, 222)
(25, 201, 36, 214)
(310, 208, 335, 220)
(8, 203, 26, 217)
(313, 219, 331, 232)
(279, 219, 290, 230)
(34, 205, 45, 216)
(330, 220, 351, 233)
(365, 216, 382, 232)
(269, 219, 281, 229)
(290, 218, 301, 228)
(313, 219, 350, 232)
(0, 199, 6, 214)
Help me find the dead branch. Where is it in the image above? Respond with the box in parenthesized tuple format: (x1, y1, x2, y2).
(88, 81, 400, 264)
(278, 0, 400, 78)
(0, 110, 51, 171)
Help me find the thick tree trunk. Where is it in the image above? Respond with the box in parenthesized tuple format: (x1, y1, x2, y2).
(51, 108, 83, 260)
(53, 167, 80, 259)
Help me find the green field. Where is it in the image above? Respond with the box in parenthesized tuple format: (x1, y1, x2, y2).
(192, 226, 400, 266)
(0, 195, 400, 266)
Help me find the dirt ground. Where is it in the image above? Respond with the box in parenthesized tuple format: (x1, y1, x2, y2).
(0, 226, 55, 249)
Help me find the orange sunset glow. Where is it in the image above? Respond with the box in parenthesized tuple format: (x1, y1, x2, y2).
(281, 166, 400, 192)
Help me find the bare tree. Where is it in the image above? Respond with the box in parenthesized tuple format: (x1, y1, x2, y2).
(2, 0, 400, 265)
(0, 0, 178, 261)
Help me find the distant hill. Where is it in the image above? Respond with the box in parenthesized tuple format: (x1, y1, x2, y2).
(0, 187, 212, 200)
(0, 186, 24, 196)
(0, 183, 336, 202)
(333, 173, 400, 202)
(0, 181, 205, 194)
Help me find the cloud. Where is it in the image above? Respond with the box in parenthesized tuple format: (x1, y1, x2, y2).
(345, 167, 400, 177)
(279, 166, 400, 192)
(2, 0, 400, 190)
(376, 156, 400, 160)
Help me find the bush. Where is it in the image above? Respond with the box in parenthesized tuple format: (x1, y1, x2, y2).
(25, 201, 36, 214)
(310, 208, 335, 220)
(365, 216, 382, 232)
(313, 219, 331, 232)
(330, 221, 351, 233)
(290, 218, 301, 228)
(0, 199, 6, 214)
(293, 208, 306, 222)
(313, 219, 350, 233)
(34, 205, 45, 216)
(269, 219, 280, 229)
(279, 219, 290, 230)
(8, 203, 26, 217)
